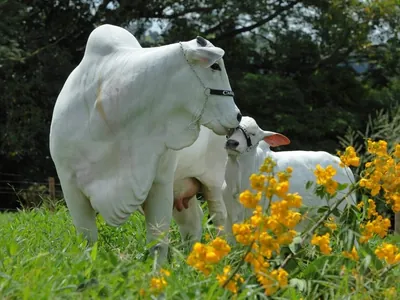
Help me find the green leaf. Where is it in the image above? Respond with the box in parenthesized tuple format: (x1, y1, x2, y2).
(317, 206, 330, 214)
(289, 278, 307, 292)
(305, 181, 314, 190)
(337, 183, 349, 191)
(8, 240, 18, 256)
(206, 281, 220, 300)
(90, 242, 98, 262)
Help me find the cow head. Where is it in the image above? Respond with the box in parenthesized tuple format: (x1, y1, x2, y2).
(225, 116, 290, 155)
(178, 36, 242, 136)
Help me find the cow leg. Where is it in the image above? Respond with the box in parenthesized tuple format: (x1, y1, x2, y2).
(222, 181, 237, 244)
(60, 176, 98, 243)
(202, 185, 227, 231)
(395, 212, 400, 235)
(173, 195, 204, 244)
(143, 181, 174, 266)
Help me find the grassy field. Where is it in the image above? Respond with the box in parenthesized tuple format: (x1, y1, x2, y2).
(0, 202, 399, 299)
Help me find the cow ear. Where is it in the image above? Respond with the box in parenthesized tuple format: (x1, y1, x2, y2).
(262, 131, 291, 147)
(185, 47, 225, 68)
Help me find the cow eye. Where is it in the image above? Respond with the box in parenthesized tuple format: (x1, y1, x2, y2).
(210, 63, 221, 71)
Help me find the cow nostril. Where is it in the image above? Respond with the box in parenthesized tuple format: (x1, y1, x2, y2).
(226, 139, 239, 148)
(237, 113, 242, 122)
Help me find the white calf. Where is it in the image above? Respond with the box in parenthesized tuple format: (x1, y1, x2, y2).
(172, 125, 228, 243)
(223, 116, 356, 241)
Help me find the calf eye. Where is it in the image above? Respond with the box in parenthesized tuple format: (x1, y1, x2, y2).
(210, 63, 221, 71)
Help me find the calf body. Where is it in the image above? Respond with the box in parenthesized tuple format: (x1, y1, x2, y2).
(223, 117, 356, 241)
(172, 126, 228, 243)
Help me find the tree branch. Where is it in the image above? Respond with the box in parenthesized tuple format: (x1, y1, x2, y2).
(214, 0, 301, 41)
(314, 29, 354, 69)
(203, 19, 233, 36)
(161, 6, 217, 19)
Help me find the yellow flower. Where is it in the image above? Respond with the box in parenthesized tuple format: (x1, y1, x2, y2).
(257, 268, 288, 296)
(314, 165, 339, 195)
(160, 268, 171, 277)
(389, 193, 400, 213)
(311, 233, 332, 255)
(216, 265, 244, 294)
(150, 276, 167, 294)
(249, 173, 266, 191)
(356, 201, 364, 210)
(325, 178, 338, 195)
(394, 144, 400, 158)
(360, 215, 391, 243)
(367, 139, 387, 156)
(259, 232, 280, 259)
(383, 287, 397, 299)
(342, 246, 359, 261)
(375, 243, 400, 265)
(284, 193, 303, 208)
(239, 190, 261, 208)
(276, 230, 297, 245)
(259, 156, 277, 173)
(275, 181, 289, 198)
(366, 199, 378, 219)
(277, 170, 291, 183)
(210, 237, 231, 258)
(338, 146, 360, 167)
(232, 223, 254, 245)
(324, 217, 338, 231)
(187, 238, 231, 275)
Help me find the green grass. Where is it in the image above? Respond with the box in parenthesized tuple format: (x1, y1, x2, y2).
(0, 204, 234, 299)
(0, 204, 399, 299)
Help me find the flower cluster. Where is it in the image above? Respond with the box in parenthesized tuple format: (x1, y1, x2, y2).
(342, 246, 359, 261)
(231, 157, 301, 295)
(184, 140, 398, 296)
(313, 164, 339, 195)
(144, 268, 171, 296)
(360, 140, 400, 213)
(358, 198, 391, 243)
(187, 237, 231, 276)
(257, 268, 289, 296)
(216, 266, 244, 293)
(374, 243, 400, 265)
(311, 233, 332, 255)
(337, 146, 360, 167)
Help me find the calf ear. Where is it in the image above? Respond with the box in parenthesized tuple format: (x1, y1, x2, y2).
(185, 47, 225, 68)
(262, 131, 291, 147)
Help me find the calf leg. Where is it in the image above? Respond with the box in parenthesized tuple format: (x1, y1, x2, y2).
(173, 195, 204, 244)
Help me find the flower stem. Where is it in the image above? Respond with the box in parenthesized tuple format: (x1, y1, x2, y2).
(280, 183, 359, 269)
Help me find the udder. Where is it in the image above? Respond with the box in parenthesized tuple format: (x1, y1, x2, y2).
(173, 178, 202, 212)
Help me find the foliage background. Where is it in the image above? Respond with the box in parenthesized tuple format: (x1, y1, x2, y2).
(0, 0, 399, 209)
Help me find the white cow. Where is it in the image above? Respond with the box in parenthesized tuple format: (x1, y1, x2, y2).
(222, 116, 356, 241)
(49, 24, 241, 263)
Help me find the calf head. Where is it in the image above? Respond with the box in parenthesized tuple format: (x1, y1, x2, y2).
(225, 116, 291, 155)
(178, 36, 242, 136)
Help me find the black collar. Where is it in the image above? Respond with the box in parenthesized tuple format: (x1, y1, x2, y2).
(208, 89, 235, 97)
(238, 126, 252, 148)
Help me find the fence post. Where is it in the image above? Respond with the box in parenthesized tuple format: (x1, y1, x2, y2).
(48, 177, 56, 200)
